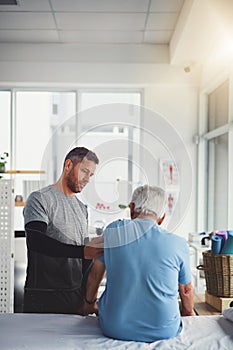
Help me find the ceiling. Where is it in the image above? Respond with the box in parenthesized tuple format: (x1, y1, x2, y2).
(0, 0, 185, 45)
(0, 0, 232, 69)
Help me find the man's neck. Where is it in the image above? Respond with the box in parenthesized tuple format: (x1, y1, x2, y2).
(136, 213, 158, 222)
(54, 177, 75, 196)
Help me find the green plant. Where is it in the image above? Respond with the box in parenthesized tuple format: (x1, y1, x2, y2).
(118, 204, 130, 209)
(0, 152, 9, 173)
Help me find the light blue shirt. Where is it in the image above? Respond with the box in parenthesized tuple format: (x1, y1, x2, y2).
(98, 218, 191, 342)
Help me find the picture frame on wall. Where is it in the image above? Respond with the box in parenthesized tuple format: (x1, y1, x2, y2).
(159, 159, 180, 222)
(159, 159, 179, 187)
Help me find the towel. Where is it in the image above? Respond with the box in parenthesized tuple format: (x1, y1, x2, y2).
(223, 307, 233, 322)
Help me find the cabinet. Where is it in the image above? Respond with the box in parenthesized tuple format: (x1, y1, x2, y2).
(1, 171, 45, 312)
(0, 179, 14, 313)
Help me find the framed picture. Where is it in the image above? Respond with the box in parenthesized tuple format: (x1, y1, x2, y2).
(159, 159, 179, 188)
(159, 160, 180, 227)
(166, 190, 179, 215)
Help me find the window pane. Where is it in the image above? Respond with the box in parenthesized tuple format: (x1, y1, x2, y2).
(208, 133, 228, 229)
(78, 92, 142, 228)
(0, 91, 11, 169)
(79, 92, 141, 133)
(15, 91, 76, 172)
(208, 80, 229, 131)
(80, 92, 141, 111)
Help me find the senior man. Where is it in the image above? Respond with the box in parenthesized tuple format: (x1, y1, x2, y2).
(79, 185, 195, 342)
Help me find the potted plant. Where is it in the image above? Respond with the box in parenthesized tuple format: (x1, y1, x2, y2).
(0, 152, 9, 173)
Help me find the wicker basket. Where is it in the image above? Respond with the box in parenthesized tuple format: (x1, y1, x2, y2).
(197, 250, 233, 297)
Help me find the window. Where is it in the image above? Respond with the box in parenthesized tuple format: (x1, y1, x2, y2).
(77, 91, 143, 227)
(208, 81, 229, 131)
(11, 91, 76, 201)
(199, 79, 231, 231)
(1, 88, 143, 230)
(15, 91, 76, 175)
(207, 134, 228, 229)
(0, 91, 11, 168)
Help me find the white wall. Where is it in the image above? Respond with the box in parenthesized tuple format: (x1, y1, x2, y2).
(143, 86, 198, 237)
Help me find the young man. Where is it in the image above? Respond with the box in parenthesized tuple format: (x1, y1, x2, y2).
(23, 146, 103, 314)
(79, 185, 195, 342)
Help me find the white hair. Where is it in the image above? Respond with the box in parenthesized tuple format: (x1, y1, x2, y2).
(131, 185, 166, 217)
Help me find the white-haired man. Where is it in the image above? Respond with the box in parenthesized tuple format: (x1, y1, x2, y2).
(79, 185, 195, 342)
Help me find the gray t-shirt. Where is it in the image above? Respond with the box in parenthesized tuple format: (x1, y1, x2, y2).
(23, 185, 88, 291)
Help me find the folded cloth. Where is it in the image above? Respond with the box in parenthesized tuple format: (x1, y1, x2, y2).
(223, 307, 233, 322)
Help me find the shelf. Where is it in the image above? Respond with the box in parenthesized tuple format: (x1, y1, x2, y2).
(1, 171, 44, 232)
(6, 170, 45, 174)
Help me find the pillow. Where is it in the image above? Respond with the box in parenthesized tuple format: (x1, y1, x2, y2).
(223, 307, 233, 322)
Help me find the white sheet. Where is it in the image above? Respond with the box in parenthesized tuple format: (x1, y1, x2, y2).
(0, 313, 233, 350)
(223, 307, 233, 322)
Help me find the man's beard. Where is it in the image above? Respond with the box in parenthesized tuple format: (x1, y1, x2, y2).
(66, 170, 80, 193)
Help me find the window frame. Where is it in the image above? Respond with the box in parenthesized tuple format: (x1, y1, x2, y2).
(197, 74, 233, 231)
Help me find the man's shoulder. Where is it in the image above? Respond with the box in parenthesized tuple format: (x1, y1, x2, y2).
(105, 219, 131, 230)
(160, 228, 188, 246)
(26, 185, 52, 201)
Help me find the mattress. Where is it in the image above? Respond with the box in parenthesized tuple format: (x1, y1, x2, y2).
(0, 313, 233, 350)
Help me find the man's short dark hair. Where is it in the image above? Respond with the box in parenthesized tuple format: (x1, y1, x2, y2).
(64, 147, 99, 167)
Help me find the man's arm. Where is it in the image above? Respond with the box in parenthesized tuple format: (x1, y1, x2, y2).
(78, 258, 106, 316)
(85, 236, 104, 259)
(179, 282, 196, 316)
(25, 221, 104, 259)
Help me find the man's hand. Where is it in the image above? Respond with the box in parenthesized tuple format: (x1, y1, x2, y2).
(84, 236, 104, 259)
(181, 309, 196, 316)
(77, 301, 98, 316)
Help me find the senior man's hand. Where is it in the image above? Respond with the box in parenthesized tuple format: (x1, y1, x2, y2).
(78, 300, 98, 316)
(84, 236, 104, 259)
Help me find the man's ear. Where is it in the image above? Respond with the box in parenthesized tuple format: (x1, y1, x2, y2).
(157, 213, 166, 225)
(130, 202, 136, 219)
(64, 159, 73, 172)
